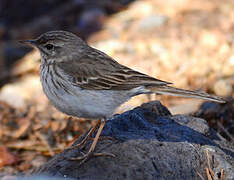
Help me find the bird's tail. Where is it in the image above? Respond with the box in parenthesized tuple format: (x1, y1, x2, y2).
(147, 85, 226, 103)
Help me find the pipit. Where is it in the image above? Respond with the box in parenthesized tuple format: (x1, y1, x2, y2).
(20, 30, 225, 164)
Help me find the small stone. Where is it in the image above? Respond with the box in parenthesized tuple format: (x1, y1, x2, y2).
(0, 76, 42, 108)
(31, 156, 47, 168)
(213, 79, 232, 97)
(137, 15, 167, 32)
(229, 55, 234, 65)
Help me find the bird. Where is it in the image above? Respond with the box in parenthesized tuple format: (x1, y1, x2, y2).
(20, 30, 225, 164)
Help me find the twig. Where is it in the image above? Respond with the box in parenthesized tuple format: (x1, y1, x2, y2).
(196, 170, 205, 180)
(217, 121, 234, 144)
(206, 150, 215, 179)
(35, 131, 55, 156)
(220, 169, 224, 180)
(206, 168, 213, 180)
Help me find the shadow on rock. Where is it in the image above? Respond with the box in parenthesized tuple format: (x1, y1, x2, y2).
(33, 101, 234, 180)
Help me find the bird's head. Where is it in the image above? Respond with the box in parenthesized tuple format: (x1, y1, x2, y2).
(20, 30, 87, 64)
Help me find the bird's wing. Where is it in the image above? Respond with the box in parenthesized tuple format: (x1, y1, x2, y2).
(56, 49, 172, 90)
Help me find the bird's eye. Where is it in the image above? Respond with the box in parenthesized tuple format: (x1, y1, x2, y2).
(45, 44, 54, 50)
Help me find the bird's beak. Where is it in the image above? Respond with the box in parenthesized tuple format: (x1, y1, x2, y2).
(19, 39, 37, 47)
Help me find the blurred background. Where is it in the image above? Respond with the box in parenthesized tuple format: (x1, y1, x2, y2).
(0, 0, 233, 176)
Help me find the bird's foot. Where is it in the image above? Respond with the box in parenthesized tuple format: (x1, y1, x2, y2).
(93, 136, 115, 141)
(69, 119, 115, 166)
(70, 151, 115, 166)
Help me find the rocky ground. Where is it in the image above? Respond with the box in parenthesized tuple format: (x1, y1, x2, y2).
(0, 0, 233, 178)
(12, 102, 234, 179)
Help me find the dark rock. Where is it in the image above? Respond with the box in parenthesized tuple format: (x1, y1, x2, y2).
(32, 101, 234, 180)
(2, 42, 32, 68)
(194, 99, 234, 142)
(77, 7, 106, 39)
(2, 175, 74, 180)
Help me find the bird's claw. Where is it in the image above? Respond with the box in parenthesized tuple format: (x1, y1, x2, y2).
(70, 151, 115, 166)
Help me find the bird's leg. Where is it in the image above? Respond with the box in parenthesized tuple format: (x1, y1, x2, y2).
(85, 118, 105, 154)
(71, 118, 115, 164)
(74, 119, 101, 148)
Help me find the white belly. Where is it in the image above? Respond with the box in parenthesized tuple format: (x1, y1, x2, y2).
(40, 71, 130, 118)
(40, 65, 147, 119)
(59, 89, 132, 118)
(45, 86, 132, 119)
